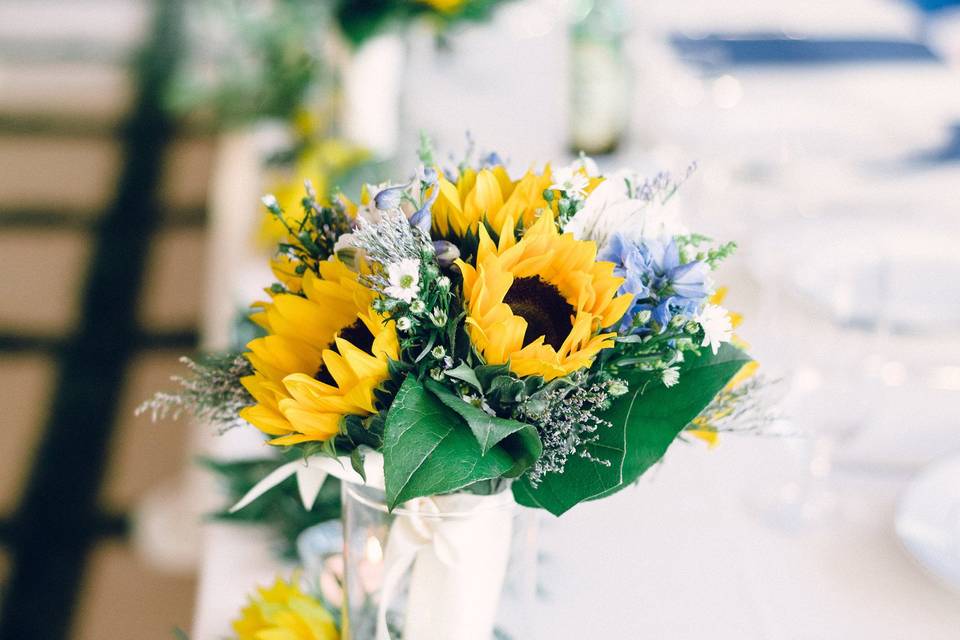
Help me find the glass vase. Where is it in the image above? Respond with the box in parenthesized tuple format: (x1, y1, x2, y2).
(341, 482, 538, 640)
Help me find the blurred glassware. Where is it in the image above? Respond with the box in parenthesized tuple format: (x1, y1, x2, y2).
(745, 213, 960, 529)
(568, 0, 631, 155)
(298, 520, 346, 608)
(341, 483, 539, 640)
(896, 452, 960, 593)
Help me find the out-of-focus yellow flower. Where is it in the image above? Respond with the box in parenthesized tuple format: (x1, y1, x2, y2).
(457, 212, 632, 380)
(688, 286, 759, 447)
(418, 0, 466, 13)
(259, 139, 369, 248)
(232, 575, 339, 640)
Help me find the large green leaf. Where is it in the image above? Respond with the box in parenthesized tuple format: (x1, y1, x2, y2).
(606, 343, 750, 493)
(382, 377, 516, 510)
(425, 380, 542, 477)
(514, 344, 750, 515)
(511, 431, 626, 515)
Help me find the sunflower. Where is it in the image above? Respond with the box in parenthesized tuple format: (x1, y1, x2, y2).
(241, 258, 399, 445)
(431, 165, 554, 239)
(457, 213, 633, 380)
(232, 575, 339, 640)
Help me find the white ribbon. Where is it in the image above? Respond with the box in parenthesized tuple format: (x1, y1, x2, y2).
(229, 449, 384, 513)
(374, 491, 515, 640)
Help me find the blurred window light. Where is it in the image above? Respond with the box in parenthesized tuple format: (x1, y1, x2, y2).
(671, 75, 704, 108)
(711, 74, 742, 109)
(880, 361, 908, 387)
(929, 366, 960, 391)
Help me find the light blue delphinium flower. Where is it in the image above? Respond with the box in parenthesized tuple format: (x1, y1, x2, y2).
(598, 233, 710, 332)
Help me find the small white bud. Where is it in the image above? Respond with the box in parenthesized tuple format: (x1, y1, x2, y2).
(410, 299, 426, 314)
(396, 317, 413, 332)
(431, 345, 446, 360)
(261, 194, 279, 210)
(437, 276, 451, 290)
(608, 380, 629, 396)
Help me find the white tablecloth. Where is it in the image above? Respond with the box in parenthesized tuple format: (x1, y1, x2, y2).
(189, 0, 960, 636)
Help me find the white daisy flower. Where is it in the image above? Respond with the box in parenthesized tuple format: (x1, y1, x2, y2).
(549, 165, 590, 199)
(661, 366, 681, 388)
(696, 304, 733, 355)
(385, 258, 421, 302)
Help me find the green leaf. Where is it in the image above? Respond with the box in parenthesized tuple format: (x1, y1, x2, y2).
(350, 448, 367, 483)
(425, 380, 542, 477)
(444, 362, 483, 392)
(513, 344, 750, 515)
(606, 344, 751, 493)
(511, 419, 627, 516)
(382, 377, 516, 510)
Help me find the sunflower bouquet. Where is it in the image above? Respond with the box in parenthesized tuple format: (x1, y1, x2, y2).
(146, 140, 756, 638)
(147, 142, 753, 512)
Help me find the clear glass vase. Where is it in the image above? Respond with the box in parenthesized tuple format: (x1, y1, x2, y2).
(341, 482, 538, 640)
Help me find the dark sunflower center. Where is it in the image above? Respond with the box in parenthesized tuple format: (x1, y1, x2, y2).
(314, 319, 374, 386)
(502, 277, 574, 350)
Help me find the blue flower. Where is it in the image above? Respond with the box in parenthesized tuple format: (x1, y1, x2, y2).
(598, 233, 709, 331)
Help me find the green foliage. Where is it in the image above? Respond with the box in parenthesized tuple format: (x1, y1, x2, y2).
(334, 0, 511, 47)
(203, 457, 341, 559)
(425, 380, 541, 476)
(382, 377, 520, 509)
(169, 0, 328, 127)
(674, 233, 738, 268)
(513, 344, 751, 515)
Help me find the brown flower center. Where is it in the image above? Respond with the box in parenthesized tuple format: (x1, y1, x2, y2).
(315, 319, 374, 386)
(502, 277, 574, 350)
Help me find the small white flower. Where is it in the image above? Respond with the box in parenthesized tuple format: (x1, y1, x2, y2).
(410, 299, 426, 314)
(385, 258, 421, 302)
(549, 165, 590, 199)
(462, 393, 497, 417)
(437, 275, 451, 290)
(696, 304, 733, 355)
(430, 345, 446, 359)
(661, 366, 681, 388)
(396, 317, 413, 332)
(576, 154, 601, 177)
(261, 194, 279, 210)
